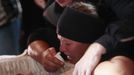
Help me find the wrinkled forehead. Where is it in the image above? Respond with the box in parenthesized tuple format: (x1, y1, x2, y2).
(57, 34, 85, 44)
(57, 34, 75, 43)
(57, 34, 70, 41)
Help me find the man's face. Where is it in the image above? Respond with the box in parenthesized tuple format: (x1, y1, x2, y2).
(55, 0, 73, 7)
(58, 35, 90, 64)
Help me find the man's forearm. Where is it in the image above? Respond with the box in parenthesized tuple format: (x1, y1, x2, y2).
(28, 40, 49, 63)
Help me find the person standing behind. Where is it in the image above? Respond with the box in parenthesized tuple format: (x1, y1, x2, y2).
(28, 0, 134, 75)
(0, 0, 22, 55)
(69, 0, 134, 75)
(27, 2, 134, 75)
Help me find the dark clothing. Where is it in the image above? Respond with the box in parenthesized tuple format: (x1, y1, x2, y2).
(28, 0, 134, 60)
(94, 0, 134, 50)
(44, 2, 64, 26)
(20, 0, 47, 51)
(44, 0, 54, 10)
(93, 0, 134, 60)
(28, 1, 63, 47)
(28, 1, 67, 59)
(28, 27, 60, 51)
(0, 0, 20, 26)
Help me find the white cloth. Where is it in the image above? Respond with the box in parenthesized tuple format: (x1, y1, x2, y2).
(0, 50, 74, 75)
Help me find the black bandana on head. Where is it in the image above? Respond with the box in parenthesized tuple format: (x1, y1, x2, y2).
(57, 6, 106, 43)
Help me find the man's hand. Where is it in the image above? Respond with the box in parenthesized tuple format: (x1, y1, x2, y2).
(73, 43, 106, 75)
(27, 40, 64, 72)
(41, 47, 64, 72)
(27, 40, 49, 64)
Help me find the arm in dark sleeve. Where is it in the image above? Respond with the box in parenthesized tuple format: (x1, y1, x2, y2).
(96, 0, 134, 51)
(27, 26, 67, 59)
(27, 27, 60, 51)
